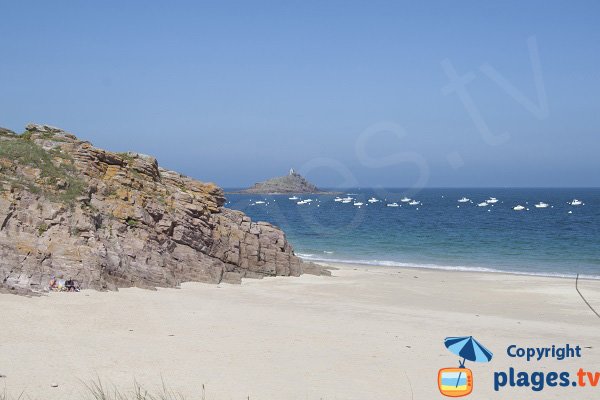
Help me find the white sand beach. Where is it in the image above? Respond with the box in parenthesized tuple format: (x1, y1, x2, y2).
(2, 263, 600, 399)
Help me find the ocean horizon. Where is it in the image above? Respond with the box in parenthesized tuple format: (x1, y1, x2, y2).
(226, 188, 600, 279)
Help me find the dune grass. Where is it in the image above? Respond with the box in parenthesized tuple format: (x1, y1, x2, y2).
(0, 379, 273, 400)
(0, 388, 24, 400)
(0, 379, 203, 400)
(83, 379, 189, 400)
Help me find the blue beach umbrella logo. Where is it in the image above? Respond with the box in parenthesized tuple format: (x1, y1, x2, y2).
(438, 336, 493, 397)
(444, 336, 493, 366)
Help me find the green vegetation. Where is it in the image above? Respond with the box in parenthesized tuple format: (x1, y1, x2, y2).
(0, 137, 50, 165)
(126, 217, 138, 227)
(17, 130, 65, 141)
(117, 152, 136, 164)
(19, 130, 34, 141)
(38, 223, 48, 235)
(0, 136, 86, 204)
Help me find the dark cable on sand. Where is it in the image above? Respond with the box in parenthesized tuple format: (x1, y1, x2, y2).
(576, 274, 600, 319)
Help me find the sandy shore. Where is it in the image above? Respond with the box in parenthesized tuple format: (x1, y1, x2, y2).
(2, 263, 600, 399)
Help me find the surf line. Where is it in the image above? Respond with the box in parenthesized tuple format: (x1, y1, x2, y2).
(576, 274, 600, 320)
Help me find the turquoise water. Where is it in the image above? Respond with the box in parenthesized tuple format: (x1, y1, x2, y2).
(225, 189, 600, 278)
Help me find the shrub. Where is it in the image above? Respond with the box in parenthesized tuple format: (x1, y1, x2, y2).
(38, 223, 49, 235)
(126, 218, 138, 227)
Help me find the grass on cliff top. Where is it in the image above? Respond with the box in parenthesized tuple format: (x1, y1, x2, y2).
(0, 135, 85, 204)
(117, 152, 136, 163)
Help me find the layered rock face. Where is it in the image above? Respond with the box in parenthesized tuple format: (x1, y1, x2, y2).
(0, 124, 324, 293)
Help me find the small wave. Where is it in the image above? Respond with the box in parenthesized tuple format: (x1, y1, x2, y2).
(296, 253, 315, 258)
(297, 254, 600, 280)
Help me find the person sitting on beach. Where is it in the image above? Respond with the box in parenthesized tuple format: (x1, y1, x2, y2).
(65, 279, 80, 292)
(48, 276, 80, 292)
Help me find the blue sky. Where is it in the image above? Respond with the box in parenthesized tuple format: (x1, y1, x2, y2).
(1, 1, 598, 187)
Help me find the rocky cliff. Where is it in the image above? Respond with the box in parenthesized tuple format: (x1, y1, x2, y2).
(0, 124, 326, 294)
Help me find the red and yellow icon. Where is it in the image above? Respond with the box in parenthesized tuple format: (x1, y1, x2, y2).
(438, 367, 473, 397)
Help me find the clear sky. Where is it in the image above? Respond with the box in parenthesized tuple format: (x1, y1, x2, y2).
(1, 1, 598, 188)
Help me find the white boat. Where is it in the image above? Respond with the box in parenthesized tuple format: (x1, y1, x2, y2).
(305, 199, 313, 203)
(477, 202, 488, 207)
(534, 202, 549, 208)
(486, 197, 499, 204)
(458, 197, 470, 203)
(401, 197, 411, 203)
(288, 196, 299, 200)
(334, 197, 343, 202)
(255, 201, 266, 204)
(368, 197, 379, 203)
(386, 202, 399, 207)
(342, 196, 353, 201)
(571, 199, 583, 206)
(353, 202, 364, 206)
(342, 199, 352, 204)
(408, 200, 420, 206)
(296, 200, 306, 205)
(513, 205, 525, 211)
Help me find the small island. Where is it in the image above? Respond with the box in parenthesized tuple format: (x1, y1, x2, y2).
(238, 168, 336, 194)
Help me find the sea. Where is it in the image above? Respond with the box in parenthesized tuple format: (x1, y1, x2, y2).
(224, 188, 600, 279)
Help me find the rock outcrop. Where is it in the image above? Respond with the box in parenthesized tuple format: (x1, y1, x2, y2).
(0, 124, 327, 294)
(240, 169, 333, 194)
(0, 127, 16, 136)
